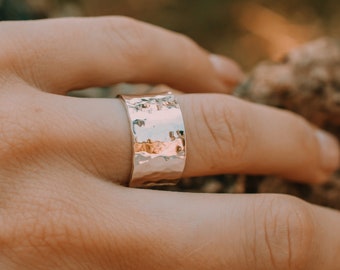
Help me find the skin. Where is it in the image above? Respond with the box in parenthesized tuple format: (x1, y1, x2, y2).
(0, 16, 339, 269)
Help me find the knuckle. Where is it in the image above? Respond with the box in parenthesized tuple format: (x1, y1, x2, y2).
(196, 94, 249, 167)
(101, 16, 148, 62)
(0, 23, 42, 83)
(106, 16, 143, 40)
(284, 111, 325, 182)
(282, 111, 316, 157)
(175, 33, 202, 69)
(290, 113, 316, 153)
(254, 195, 314, 269)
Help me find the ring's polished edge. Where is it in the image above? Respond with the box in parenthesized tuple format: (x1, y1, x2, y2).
(119, 92, 186, 188)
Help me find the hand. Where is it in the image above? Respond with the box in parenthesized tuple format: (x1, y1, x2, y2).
(0, 17, 339, 270)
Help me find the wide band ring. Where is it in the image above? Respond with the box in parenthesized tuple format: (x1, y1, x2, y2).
(119, 92, 186, 188)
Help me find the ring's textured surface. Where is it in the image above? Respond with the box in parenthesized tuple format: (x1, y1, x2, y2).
(119, 93, 186, 188)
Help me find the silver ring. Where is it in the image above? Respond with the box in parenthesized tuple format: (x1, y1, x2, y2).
(119, 92, 186, 188)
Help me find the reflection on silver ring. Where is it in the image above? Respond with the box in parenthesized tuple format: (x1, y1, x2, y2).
(119, 92, 186, 188)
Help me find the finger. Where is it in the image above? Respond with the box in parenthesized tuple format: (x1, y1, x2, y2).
(6, 175, 339, 270)
(16, 91, 338, 185)
(179, 94, 339, 183)
(115, 189, 340, 270)
(0, 17, 244, 94)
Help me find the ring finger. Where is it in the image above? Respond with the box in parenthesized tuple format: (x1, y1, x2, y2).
(6, 89, 338, 185)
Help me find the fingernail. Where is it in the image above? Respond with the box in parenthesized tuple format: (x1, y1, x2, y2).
(209, 54, 245, 87)
(316, 130, 340, 172)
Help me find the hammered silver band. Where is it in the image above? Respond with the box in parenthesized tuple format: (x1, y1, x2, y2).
(119, 93, 186, 188)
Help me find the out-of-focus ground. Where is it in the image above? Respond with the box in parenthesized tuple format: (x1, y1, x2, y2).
(1, 0, 340, 209)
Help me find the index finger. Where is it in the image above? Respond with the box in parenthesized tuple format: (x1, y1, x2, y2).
(0, 17, 243, 94)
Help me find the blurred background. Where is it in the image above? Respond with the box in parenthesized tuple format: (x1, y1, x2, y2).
(1, 0, 340, 70)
